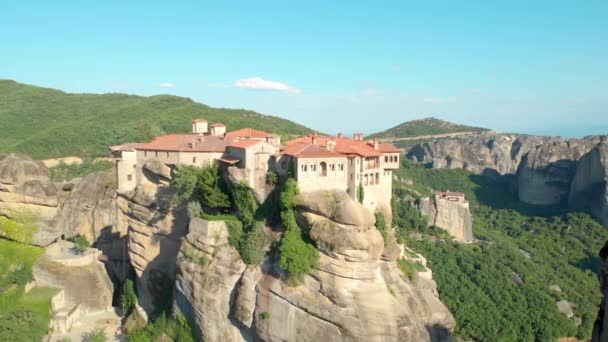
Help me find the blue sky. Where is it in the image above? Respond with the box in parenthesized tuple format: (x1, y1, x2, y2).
(1, 1, 607, 137)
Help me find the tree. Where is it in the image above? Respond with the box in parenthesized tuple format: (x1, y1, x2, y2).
(120, 279, 137, 316)
(357, 183, 365, 204)
(278, 179, 319, 283)
(172, 164, 230, 210)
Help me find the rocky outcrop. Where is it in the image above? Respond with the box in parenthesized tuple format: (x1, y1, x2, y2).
(0, 154, 58, 221)
(116, 161, 187, 315)
(407, 134, 606, 210)
(419, 195, 473, 242)
(569, 143, 608, 227)
(33, 241, 113, 314)
(593, 242, 608, 341)
(517, 139, 596, 205)
(175, 190, 454, 342)
(174, 217, 249, 341)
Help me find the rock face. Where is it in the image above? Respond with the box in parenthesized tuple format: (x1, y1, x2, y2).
(33, 241, 114, 314)
(0, 154, 58, 221)
(175, 190, 455, 342)
(116, 161, 188, 315)
(593, 242, 608, 341)
(569, 143, 608, 227)
(407, 134, 607, 219)
(419, 195, 473, 242)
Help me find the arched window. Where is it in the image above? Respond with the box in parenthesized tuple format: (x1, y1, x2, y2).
(364, 174, 368, 185)
(375, 173, 380, 184)
(320, 161, 328, 176)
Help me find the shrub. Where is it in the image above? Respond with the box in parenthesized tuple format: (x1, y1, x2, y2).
(266, 171, 278, 185)
(375, 212, 389, 246)
(68, 235, 90, 254)
(82, 328, 107, 342)
(231, 182, 259, 227)
(239, 222, 270, 265)
(120, 279, 137, 316)
(397, 258, 425, 280)
(278, 179, 319, 283)
(260, 311, 270, 320)
(172, 164, 230, 210)
(126, 312, 196, 342)
(357, 183, 364, 204)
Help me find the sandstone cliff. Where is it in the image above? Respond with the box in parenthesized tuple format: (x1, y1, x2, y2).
(593, 241, 608, 341)
(174, 189, 455, 341)
(419, 196, 473, 242)
(569, 143, 608, 228)
(407, 134, 606, 219)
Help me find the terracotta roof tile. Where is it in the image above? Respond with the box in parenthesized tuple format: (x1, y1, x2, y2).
(137, 134, 228, 152)
(192, 119, 207, 123)
(285, 134, 399, 157)
(227, 140, 262, 149)
(225, 128, 275, 139)
(282, 143, 344, 158)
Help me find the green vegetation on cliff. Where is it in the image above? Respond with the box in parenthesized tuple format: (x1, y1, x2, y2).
(278, 178, 319, 283)
(393, 161, 606, 341)
(0, 80, 312, 159)
(0, 238, 56, 342)
(368, 117, 489, 139)
(49, 160, 113, 182)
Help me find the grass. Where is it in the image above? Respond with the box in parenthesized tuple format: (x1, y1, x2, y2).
(396, 258, 425, 280)
(49, 159, 113, 182)
(0, 238, 56, 342)
(199, 211, 240, 222)
(0, 80, 312, 159)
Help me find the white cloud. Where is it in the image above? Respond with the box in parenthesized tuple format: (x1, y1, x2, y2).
(234, 77, 300, 93)
(159, 82, 176, 88)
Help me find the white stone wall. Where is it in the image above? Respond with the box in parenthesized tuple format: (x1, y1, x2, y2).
(296, 157, 348, 193)
(115, 150, 138, 193)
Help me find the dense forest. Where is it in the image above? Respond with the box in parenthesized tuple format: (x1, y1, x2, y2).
(0, 80, 311, 159)
(393, 160, 606, 341)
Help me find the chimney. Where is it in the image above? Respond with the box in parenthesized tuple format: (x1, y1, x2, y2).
(353, 133, 363, 141)
(192, 119, 208, 134)
(373, 137, 379, 150)
(312, 132, 318, 145)
(327, 138, 336, 150)
(337, 132, 344, 139)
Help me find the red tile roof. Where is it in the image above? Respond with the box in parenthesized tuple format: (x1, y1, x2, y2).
(225, 128, 275, 139)
(227, 140, 261, 149)
(137, 134, 228, 152)
(285, 134, 400, 157)
(282, 142, 344, 158)
(192, 119, 207, 123)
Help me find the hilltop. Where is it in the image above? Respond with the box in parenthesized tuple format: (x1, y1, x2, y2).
(0, 80, 312, 159)
(368, 117, 490, 140)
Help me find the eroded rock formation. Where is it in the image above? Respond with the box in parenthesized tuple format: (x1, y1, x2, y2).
(174, 190, 455, 342)
(570, 142, 608, 227)
(419, 194, 473, 243)
(407, 134, 607, 222)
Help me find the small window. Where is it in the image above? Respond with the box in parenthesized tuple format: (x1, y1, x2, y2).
(385, 156, 388, 162)
(193, 157, 197, 163)
(133, 164, 136, 169)
(166, 152, 170, 158)
(127, 174, 132, 181)
(375, 173, 380, 184)
(155, 151, 158, 157)
(144, 151, 148, 157)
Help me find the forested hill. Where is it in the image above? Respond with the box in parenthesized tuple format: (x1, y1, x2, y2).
(0, 80, 312, 159)
(368, 117, 490, 139)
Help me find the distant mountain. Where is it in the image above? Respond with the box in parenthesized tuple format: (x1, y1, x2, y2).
(368, 117, 490, 140)
(0, 80, 312, 159)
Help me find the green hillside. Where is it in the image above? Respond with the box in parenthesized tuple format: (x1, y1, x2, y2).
(368, 117, 490, 139)
(0, 80, 312, 159)
(392, 160, 604, 341)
